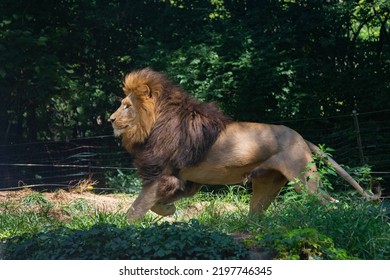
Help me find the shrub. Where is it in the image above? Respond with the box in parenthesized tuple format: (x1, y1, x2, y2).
(256, 228, 353, 260)
(258, 196, 390, 259)
(105, 169, 142, 194)
(3, 220, 248, 260)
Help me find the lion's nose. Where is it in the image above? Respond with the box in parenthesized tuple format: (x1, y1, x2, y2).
(109, 115, 116, 123)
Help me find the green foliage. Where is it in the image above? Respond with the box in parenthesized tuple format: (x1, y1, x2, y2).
(1, 0, 389, 195)
(1, 0, 389, 143)
(105, 169, 142, 194)
(3, 220, 248, 260)
(1, 187, 389, 260)
(258, 196, 390, 260)
(308, 144, 383, 195)
(337, 164, 383, 193)
(310, 144, 338, 191)
(20, 192, 54, 218)
(256, 228, 353, 260)
(0, 210, 61, 240)
(284, 144, 338, 202)
(180, 186, 251, 233)
(22, 191, 53, 208)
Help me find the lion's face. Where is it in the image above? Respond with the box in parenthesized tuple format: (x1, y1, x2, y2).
(110, 68, 163, 151)
(110, 96, 138, 137)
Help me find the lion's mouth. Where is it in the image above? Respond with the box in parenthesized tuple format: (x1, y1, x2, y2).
(113, 128, 123, 137)
(112, 124, 129, 137)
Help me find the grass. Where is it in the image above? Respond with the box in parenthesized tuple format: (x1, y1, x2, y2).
(0, 186, 389, 259)
(256, 194, 390, 259)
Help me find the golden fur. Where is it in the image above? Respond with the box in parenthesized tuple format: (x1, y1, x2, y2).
(111, 70, 161, 152)
(110, 68, 381, 221)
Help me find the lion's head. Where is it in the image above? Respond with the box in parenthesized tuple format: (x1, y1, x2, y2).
(111, 68, 229, 184)
(109, 68, 167, 152)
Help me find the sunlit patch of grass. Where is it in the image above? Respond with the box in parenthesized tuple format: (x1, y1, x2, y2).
(169, 186, 251, 232)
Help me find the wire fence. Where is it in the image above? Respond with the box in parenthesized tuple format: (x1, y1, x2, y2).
(0, 110, 389, 194)
(287, 112, 390, 172)
(0, 136, 134, 191)
(276, 110, 390, 196)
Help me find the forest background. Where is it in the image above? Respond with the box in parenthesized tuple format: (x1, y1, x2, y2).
(0, 0, 389, 191)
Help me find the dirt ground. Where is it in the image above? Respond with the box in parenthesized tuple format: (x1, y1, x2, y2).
(0, 188, 133, 213)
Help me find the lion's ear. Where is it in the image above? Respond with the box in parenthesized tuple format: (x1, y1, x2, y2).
(135, 84, 151, 99)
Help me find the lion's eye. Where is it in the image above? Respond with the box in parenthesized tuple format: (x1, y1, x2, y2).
(123, 104, 131, 109)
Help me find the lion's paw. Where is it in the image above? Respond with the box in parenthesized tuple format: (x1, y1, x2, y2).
(151, 203, 176, 216)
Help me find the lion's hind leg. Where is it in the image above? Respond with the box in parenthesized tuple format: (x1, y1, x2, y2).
(272, 152, 337, 205)
(249, 170, 287, 217)
(301, 164, 338, 204)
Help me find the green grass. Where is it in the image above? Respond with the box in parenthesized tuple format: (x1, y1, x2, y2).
(0, 187, 389, 260)
(172, 186, 252, 232)
(255, 195, 389, 259)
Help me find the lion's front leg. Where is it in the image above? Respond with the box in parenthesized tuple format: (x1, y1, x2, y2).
(150, 177, 201, 217)
(127, 181, 160, 222)
(128, 176, 201, 221)
(128, 176, 182, 221)
(149, 175, 182, 217)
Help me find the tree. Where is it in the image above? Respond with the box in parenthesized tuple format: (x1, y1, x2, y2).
(1, 0, 388, 143)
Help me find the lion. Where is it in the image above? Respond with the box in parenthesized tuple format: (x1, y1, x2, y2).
(109, 68, 381, 221)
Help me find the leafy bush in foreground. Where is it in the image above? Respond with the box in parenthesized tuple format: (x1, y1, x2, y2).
(4, 220, 248, 260)
(257, 195, 390, 260)
(256, 228, 353, 260)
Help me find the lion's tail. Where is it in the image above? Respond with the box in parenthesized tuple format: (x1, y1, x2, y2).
(305, 141, 382, 201)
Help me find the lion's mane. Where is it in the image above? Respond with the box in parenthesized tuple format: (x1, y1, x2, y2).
(122, 68, 230, 184)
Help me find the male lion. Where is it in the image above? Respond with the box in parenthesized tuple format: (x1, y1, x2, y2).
(110, 68, 381, 221)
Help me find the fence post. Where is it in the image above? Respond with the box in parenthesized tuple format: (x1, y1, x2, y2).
(352, 110, 365, 165)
